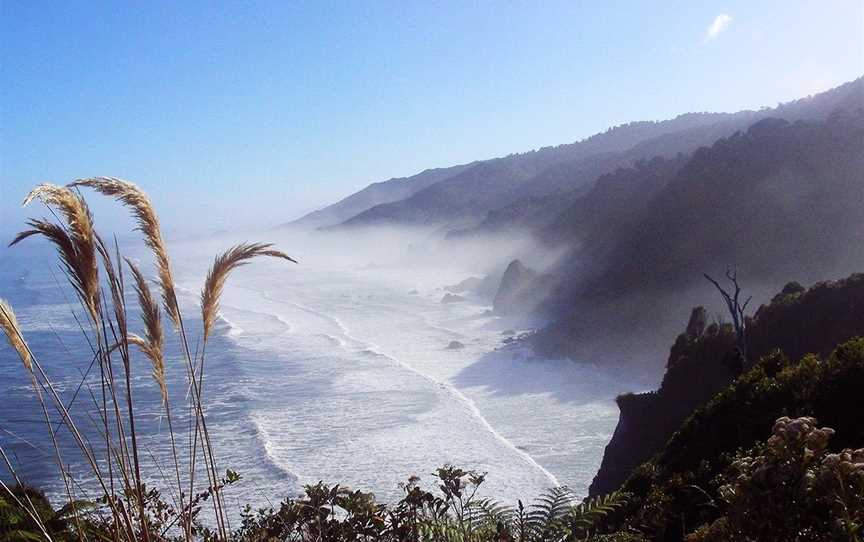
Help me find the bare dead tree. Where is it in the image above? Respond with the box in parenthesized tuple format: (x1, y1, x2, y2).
(704, 266, 752, 367)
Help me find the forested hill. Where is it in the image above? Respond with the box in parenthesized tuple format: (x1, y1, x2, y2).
(530, 110, 864, 361)
(338, 112, 755, 229)
(291, 111, 758, 230)
(573, 112, 864, 296)
(452, 77, 864, 238)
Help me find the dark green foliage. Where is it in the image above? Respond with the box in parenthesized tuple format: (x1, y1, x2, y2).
(0, 472, 243, 541)
(0, 485, 96, 541)
(595, 336, 864, 541)
(591, 272, 864, 496)
(232, 467, 629, 541)
(657, 338, 864, 477)
(686, 417, 863, 541)
(749, 273, 864, 362)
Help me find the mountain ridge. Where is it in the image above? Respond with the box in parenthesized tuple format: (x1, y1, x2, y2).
(290, 77, 862, 233)
(282, 163, 473, 230)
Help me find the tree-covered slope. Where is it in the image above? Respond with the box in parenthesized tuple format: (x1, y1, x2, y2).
(446, 77, 864, 238)
(595, 337, 864, 541)
(590, 273, 864, 497)
(339, 112, 753, 228)
(531, 109, 864, 361)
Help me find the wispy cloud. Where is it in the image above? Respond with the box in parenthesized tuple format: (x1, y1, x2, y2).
(704, 14, 733, 42)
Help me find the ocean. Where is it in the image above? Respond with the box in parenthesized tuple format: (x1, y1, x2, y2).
(0, 229, 642, 519)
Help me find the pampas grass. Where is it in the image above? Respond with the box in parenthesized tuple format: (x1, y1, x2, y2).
(20, 184, 99, 322)
(0, 298, 30, 370)
(70, 177, 180, 329)
(126, 259, 167, 405)
(1, 177, 294, 541)
(201, 243, 296, 340)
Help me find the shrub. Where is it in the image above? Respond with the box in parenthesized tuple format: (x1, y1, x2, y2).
(686, 417, 863, 541)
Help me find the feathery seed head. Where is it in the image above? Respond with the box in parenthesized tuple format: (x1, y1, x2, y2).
(0, 299, 31, 371)
(128, 333, 168, 405)
(126, 259, 168, 405)
(69, 177, 180, 328)
(18, 184, 100, 321)
(201, 243, 296, 340)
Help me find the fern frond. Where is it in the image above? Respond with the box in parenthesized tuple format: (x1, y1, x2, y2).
(467, 497, 514, 526)
(526, 486, 575, 539)
(418, 517, 466, 542)
(560, 491, 630, 539)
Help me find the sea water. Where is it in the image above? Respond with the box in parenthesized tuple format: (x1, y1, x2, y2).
(0, 232, 642, 519)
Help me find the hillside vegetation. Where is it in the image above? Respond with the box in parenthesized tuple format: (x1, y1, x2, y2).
(591, 272, 864, 497)
(531, 109, 864, 361)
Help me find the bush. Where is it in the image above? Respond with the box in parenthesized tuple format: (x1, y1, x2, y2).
(603, 337, 864, 540)
(233, 466, 630, 542)
(686, 417, 863, 541)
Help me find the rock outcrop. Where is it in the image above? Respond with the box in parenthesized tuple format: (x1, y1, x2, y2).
(444, 274, 501, 301)
(589, 310, 737, 496)
(440, 293, 466, 304)
(493, 260, 539, 315)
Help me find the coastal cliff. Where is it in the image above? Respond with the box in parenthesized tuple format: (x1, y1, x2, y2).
(590, 273, 864, 496)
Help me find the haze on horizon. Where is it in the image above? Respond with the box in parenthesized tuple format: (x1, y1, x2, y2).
(1, 1, 862, 235)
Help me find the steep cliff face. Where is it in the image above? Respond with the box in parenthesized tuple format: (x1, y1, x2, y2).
(590, 273, 864, 496)
(589, 309, 737, 496)
(598, 339, 864, 540)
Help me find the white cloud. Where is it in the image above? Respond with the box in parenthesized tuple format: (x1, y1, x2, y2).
(704, 14, 733, 41)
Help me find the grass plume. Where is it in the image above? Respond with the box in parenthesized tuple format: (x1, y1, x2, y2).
(69, 177, 180, 328)
(16, 184, 100, 321)
(126, 258, 167, 405)
(0, 298, 31, 370)
(201, 243, 296, 340)
(3, 178, 297, 540)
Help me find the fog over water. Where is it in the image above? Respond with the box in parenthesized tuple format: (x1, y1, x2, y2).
(0, 228, 649, 516)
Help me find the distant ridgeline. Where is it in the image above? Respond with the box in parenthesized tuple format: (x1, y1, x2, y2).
(530, 107, 864, 361)
(287, 77, 861, 235)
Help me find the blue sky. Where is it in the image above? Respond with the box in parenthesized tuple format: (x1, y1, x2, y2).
(1, 1, 862, 235)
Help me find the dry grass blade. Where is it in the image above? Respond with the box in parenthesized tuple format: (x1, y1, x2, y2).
(96, 234, 128, 338)
(0, 299, 31, 370)
(69, 177, 180, 328)
(19, 184, 100, 321)
(201, 243, 296, 340)
(126, 259, 167, 405)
